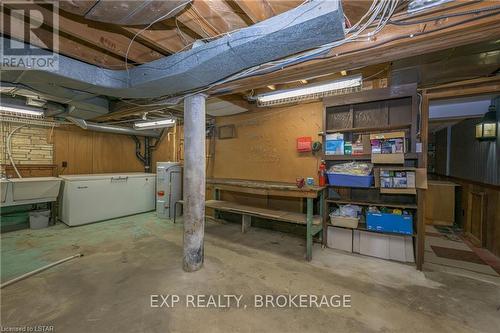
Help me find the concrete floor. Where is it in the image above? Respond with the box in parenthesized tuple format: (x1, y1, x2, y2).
(1, 212, 499, 332)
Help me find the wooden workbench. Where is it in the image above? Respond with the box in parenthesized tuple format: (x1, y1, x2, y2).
(207, 178, 325, 261)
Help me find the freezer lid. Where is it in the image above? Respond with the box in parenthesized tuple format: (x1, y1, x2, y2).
(157, 162, 182, 167)
(59, 173, 156, 181)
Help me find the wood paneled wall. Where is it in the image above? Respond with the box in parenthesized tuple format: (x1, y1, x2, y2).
(431, 174, 500, 258)
(54, 125, 177, 175)
(459, 179, 500, 257)
(210, 102, 324, 212)
(212, 102, 323, 182)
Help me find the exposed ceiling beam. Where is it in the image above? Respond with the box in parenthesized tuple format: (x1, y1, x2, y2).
(423, 76, 500, 100)
(208, 2, 500, 95)
(124, 22, 193, 54)
(341, 0, 377, 24)
(4, 3, 163, 64)
(177, 0, 248, 38)
(1, 11, 127, 69)
(57, 0, 99, 16)
(231, 0, 276, 23)
(265, 0, 302, 16)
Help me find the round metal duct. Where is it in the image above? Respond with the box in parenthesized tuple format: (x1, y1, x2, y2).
(58, 0, 191, 26)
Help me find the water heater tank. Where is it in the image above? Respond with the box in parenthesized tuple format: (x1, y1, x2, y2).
(156, 162, 182, 219)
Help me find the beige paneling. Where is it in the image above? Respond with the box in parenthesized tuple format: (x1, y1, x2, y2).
(212, 102, 323, 183)
(54, 125, 176, 175)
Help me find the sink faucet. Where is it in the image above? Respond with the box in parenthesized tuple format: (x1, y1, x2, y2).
(0, 170, 9, 180)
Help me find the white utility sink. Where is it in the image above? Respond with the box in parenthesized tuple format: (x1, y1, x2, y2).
(1, 179, 8, 203)
(1, 177, 62, 207)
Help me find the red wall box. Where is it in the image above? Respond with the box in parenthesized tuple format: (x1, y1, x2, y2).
(297, 136, 312, 152)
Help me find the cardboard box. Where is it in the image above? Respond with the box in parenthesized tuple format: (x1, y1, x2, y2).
(325, 133, 344, 155)
(352, 134, 371, 155)
(330, 215, 359, 228)
(371, 153, 405, 164)
(375, 167, 427, 194)
(370, 131, 405, 164)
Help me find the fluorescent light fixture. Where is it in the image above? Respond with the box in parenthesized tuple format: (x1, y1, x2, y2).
(267, 85, 276, 90)
(0, 105, 44, 116)
(134, 118, 176, 130)
(26, 97, 47, 108)
(256, 75, 362, 107)
(300, 80, 308, 84)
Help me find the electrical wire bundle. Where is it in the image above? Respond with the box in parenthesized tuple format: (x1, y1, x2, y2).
(119, 0, 400, 111)
(212, 0, 401, 89)
(117, 0, 500, 114)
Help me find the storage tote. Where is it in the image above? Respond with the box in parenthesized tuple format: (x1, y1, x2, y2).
(326, 173, 374, 188)
(366, 212, 413, 235)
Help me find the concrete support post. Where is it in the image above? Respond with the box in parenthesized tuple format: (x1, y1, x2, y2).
(183, 94, 206, 272)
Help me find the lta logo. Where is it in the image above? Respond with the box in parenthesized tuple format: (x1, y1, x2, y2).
(1, 0, 59, 70)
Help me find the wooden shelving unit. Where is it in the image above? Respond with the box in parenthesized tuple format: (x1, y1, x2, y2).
(324, 123, 411, 134)
(324, 152, 418, 161)
(321, 83, 425, 270)
(332, 223, 417, 237)
(326, 199, 417, 209)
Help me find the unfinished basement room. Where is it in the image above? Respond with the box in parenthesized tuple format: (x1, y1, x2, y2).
(0, 0, 499, 332)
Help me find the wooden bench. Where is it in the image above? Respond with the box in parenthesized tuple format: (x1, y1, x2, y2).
(208, 178, 326, 261)
(175, 179, 326, 260)
(205, 199, 322, 232)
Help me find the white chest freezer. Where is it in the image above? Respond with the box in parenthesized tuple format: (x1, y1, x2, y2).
(59, 173, 156, 226)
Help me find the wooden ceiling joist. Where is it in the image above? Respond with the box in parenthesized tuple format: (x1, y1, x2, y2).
(176, 0, 248, 39)
(265, 0, 303, 16)
(4, 3, 164, 64)
(124, 23, 193, 54)
(231, 0, 276, 23)
(423, 76, 500, 100)
(208, 2, 500, 95)
(1, 11, 127, 69)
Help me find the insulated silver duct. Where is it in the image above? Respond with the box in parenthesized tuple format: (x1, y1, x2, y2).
(66, 117, 160, 138)
(1, 0, 345, 100)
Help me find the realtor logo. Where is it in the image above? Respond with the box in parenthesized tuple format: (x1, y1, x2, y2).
(0, 0, 59, 70)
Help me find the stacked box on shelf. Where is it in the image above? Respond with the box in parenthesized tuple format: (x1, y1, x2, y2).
(366, 212, 413, 235)
(370, 131, 405, 164)
(325, 133, 344, 155)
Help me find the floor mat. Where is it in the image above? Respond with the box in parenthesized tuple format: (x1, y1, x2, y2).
(431, 245, 486, 265)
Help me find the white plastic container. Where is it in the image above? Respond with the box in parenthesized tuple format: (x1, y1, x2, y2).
(29, 209, 51, 229)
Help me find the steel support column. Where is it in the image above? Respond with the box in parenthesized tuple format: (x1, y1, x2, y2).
(183, 94, 206, 272)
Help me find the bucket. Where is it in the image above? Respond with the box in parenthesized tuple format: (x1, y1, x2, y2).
(29, 209, 51, 229)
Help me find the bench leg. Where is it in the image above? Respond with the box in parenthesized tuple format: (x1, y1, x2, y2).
(306, 197, 313, 261)
(213, 188, 220, 219)
(242, 214, 251, 233)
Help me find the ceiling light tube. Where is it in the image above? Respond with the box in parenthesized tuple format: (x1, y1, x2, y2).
(134, 118, 176, 130)
(0, 105, 44, 116)
(256, 75, 362, 107)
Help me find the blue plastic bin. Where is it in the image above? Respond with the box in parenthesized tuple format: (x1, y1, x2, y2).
(326, 173, 374, 188)
(366, 212, 413, 235)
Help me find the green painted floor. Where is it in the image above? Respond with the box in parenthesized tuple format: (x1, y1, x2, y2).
(1, 212, 178, 282)
(1, 212, 499, 332)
